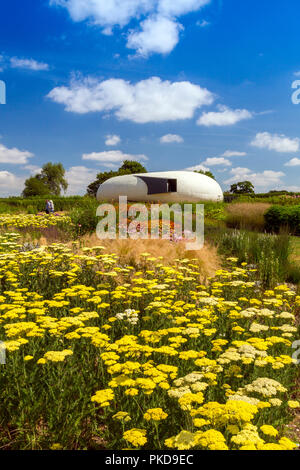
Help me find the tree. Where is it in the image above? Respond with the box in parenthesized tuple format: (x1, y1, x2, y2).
(87, 160, 147, 196)
(22, 176, 50, 198)
(37, 162, 68, 196)
(230, 181, 255, 194)
(23, 162, 68, 197)
(194, 170, 215, 180)
(119, 160, 147, 174)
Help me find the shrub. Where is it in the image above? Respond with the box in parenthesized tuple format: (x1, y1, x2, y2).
(68, 198, 99, 236)
(207, 228, 291, 287)
(264, 205, 300, 235)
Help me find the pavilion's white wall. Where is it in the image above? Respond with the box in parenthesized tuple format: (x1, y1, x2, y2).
(97, 171, 223, 203)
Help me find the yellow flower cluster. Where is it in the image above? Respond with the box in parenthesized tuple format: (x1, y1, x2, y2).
(0, 233, 298, 450)
(0, 214, 71, 230)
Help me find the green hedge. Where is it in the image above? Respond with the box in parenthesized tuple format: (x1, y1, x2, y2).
(0, 196, 95, 213)
(264, 205, 300, 235)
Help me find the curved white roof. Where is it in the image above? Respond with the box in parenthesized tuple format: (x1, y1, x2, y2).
(97, 170, 223, 203)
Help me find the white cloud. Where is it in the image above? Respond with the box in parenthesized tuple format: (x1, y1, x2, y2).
(10, 57, 49, 71)
(251, 132, 300, 153)
(158, 0, 210, 16)
(221, 150, 247, 157)
(278, 185, 300, 192)
(0, 143, 34, 164)
(82, 149, 148, 164)
(285, 157, 300, 167)
(294, 71, 300, 77)
(0, 171, 25, 197)
(23, 165, 42, 175)
(50, 0, 211, 55)
(185, 163, 210, 172)
(196, 19, 210, 27)
(160, 133, 184, 143)
(127, 16, 182, 56)
(50, 0, 151, 27)
(202, 157, 231, 166)
(224, 167, 285, 189)
(105, 134, 121, 146)
(48, 76, 214, 123)
(66, 166, 99, 195)
(197, 105, 253, 127)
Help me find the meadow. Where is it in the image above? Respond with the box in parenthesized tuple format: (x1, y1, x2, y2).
(0, 197, 299, 450)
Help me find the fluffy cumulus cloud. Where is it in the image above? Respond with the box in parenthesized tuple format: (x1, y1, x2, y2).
(10, 57, 49, 71)
(82, 149, 148, 165)
(47, 76, 214, 123)
(0, 171, 25, 197)
(221, 150, 247, 157)
(23, 165, 43, 175)
(202, 157, 231, 166)
(0, 143, 34, 164)
(197, 105, 253, 127)
(127, 16, 183, 56)
(160, 133, 184, 143)
(50, 0, 211, 55)
(285, 157, 300, 166)
(105, 134, 121, 146)
(65, 166, 99, 195)
(251, 132, 300, 153)
(224, 167, 285, 189)
(185, 163, 210, 172)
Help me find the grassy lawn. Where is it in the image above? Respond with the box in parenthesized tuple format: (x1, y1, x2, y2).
(291, 237, 300, 264)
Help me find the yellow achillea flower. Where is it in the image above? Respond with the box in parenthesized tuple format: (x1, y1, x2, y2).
(37, 358, 47, 365)
(193, 418, 209, 428)
(144, 408, 168, 421)
(125, 388, 139, 396)
(278, 437, 298, 450)
(91, 388, 114, 407)
(113, 411, 131, 422)
(165, 431, 195, 450)
(123, 429, 147, 447)
(260, 425, 278, 437)
(195, 429, 228, 450)
(287, 400, 300, 409)
(43, 350, 73, 363)
(178, 392, 204, 411)
(50, 443, 63, 450)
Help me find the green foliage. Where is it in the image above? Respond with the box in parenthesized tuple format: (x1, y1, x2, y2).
(230, 181, 255, 194)
(67, 198, 100, 236)
(194, 170, 215, 180)
(0, 196, 93, 214)
(23, 163, 68, 197)
(210, 229, 292, 287)
(264, 205, 300, 235)
(232, 194, 300, 206)
(22, 176, 50, 198)
(87, 160, 148, 196)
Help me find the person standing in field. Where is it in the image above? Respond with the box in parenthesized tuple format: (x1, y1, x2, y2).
(45, 200, 51, 214)
(49, 200, 54, 213)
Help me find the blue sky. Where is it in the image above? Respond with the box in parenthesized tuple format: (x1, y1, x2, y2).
(0, 0, 300, 195)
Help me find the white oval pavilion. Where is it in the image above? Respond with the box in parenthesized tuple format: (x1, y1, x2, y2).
(97, 170, 223, 203)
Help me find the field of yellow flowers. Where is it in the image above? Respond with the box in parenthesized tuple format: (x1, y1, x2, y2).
(0, 213, 71, 230)
(0, 220, 299, 450)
